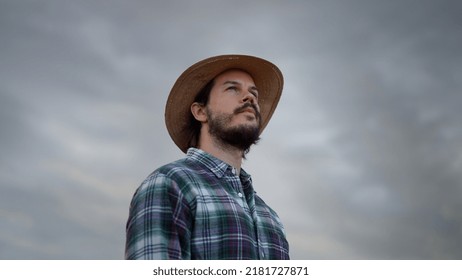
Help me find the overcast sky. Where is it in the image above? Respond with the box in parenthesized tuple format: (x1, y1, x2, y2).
(1, 0, 461, 259)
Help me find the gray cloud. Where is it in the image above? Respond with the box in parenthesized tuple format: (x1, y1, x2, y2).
(1, 0, 461, 259)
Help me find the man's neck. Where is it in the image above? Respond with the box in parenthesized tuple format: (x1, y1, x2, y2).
(198, 134, 244, 175)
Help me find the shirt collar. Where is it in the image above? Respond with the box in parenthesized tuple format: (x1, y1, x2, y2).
(186, 148, 251, 181)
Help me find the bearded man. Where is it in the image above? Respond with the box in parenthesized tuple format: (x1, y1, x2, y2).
(125, 55, 289, 260)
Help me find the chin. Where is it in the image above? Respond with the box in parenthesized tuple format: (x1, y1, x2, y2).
(232, 120, 258, 130)
(235, 115, 258, 124)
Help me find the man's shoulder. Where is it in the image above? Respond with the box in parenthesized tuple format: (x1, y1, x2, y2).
(152, 157, 200, 178)
(139, 157, 206, 189)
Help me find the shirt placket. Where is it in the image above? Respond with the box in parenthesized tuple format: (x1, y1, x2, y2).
(241, 175, 267, 260)
(229, 167, 266, 259)
(228, 167, 252, 216)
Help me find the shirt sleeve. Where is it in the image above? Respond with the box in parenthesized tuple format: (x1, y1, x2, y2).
(125, 173, 193, 259)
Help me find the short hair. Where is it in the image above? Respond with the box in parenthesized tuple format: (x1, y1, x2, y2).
(188, 79, 215, 148)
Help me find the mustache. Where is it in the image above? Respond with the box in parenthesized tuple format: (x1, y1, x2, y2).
(234, 103, 261, 119)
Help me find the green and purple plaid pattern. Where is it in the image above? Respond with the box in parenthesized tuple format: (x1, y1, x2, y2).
(125, 148, 289, 259)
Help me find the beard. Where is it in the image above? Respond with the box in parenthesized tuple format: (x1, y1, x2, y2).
(206, 103, 261, 153)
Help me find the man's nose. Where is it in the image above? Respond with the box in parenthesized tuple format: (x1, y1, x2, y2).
(242, 91, 257, 104)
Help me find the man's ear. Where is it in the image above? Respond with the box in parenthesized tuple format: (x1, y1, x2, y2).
(191, 102, 207, 122)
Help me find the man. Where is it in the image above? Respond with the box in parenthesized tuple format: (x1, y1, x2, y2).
(125, 54, 289, 260)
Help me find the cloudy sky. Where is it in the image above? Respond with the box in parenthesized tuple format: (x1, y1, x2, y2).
(1, 0, 461, 259)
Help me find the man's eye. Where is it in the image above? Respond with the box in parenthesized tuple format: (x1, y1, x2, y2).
(227, 86, 238, 91)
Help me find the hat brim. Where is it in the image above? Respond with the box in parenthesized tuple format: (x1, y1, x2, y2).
(165, 54, 283, 153)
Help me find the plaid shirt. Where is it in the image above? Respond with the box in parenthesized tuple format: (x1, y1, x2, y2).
(125, 148, 289, 260)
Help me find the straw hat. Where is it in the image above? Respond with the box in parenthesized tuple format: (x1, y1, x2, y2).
(165, 54, 283, 153)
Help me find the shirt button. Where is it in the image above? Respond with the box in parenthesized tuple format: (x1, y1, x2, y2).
(231, 168, 236, 175)
(238, 192, 243, 198)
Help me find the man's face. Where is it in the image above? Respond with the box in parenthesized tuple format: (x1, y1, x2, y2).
(205, 69, 262, 151)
